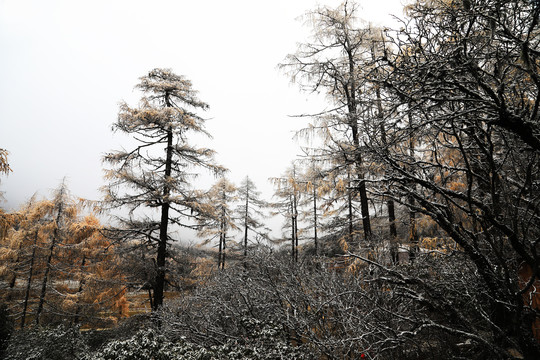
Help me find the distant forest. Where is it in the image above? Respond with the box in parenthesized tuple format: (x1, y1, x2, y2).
(1, 1, 540, 359)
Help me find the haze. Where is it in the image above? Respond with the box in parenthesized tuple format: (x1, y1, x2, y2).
(0, 0, 403, 230)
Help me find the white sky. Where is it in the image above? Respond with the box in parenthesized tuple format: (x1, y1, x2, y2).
(0, 0, 404, 238)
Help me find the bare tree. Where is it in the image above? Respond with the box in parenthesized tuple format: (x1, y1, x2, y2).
(373, 0, 540, 357)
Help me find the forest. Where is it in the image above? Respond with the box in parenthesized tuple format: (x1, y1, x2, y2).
(1, 0, 539, 359)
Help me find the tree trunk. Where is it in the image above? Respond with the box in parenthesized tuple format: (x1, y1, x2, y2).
(218, 231, 224, 270)
(375, 82, 398, 262)
(73, 255, 86, 324)
(347, 168, 354, 245)
(36, 200, 63, 325)
(35, 237, 56, 325)
(153, 94, 175, 311)
(293, 192, 299, 263)
(222, 228, 226, 270)
(21, 231, 38, 328)
(221, 189, 228, 270)
(243, 194, 249, 259)
(218, 205, 227, 270)
(346, 44, 371, 243)
(8, 241, 23, 290)
(407, 111, 419, 263)
(313, 185, 318, 256)
(154, 123, 173, 311)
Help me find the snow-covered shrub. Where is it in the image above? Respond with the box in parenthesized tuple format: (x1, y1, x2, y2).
(4, 324, 88, 360)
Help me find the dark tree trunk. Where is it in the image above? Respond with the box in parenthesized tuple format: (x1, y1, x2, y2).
(375, 83, 398, 262)
(21, 232, 38, 328)
(345, 44, 371, 243)
(154, 119, 173, 311)
(243, 197, 249, 258)
(407, 111, 419, 263)
(293, 192, 299, 263)
(73, 255, 86, 324)
(347, 168, 354, 244)
(313, 185, 318, 256)
(8, 241, 23, 290)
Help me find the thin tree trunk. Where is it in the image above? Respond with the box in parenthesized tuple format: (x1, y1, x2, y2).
(374, 80, 398, 263)
(36, 198, 64, 325)
(8, 241, 23, 290)
(347, 168, 354, 244)
(222, 190, 228, 270)
(293, 192, 299, 263)
(222, 228, 226, 270)
(218, 231, 224, 270)
(36, 237, 56, 325)
(243, 194, 249, 259)
(147, 288, 153, 310)
(219, 207, 227, 270)
(73, 255, 86, 324)
(407, 110, 419, 262)
(313, 185, 318, 256)
(21, 231, 38, 328)
(375, 86, 397, 240)
(291, 212, 295, 263)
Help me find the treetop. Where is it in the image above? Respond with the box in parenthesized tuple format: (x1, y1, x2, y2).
(136, 68, 209, 110)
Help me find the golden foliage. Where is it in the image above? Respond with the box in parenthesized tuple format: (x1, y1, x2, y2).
(0, 191, 129, 328)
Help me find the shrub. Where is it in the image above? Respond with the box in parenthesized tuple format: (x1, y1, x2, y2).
(4, 324, 88, 360)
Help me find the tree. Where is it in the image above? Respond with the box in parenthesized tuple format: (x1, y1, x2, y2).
(0, 148, 11, 202)
(34, 182, 72, 325)
(197, 177, 238, 270)
(271, 164, 303, 262)
(280, 1, 374, 242)
(373, 0, 540, 356)
(0, 184, 128, 328)
(235, 176, 269, 259)
(0, 149, 10, 177)
(102, 68, 224, 310)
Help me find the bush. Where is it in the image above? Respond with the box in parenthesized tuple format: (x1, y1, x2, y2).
(89, 327, 307, 360)
(4, 324, 88, 360)
(0, 303, 13, 357)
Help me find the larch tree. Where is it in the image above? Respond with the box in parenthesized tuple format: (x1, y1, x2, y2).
(102, 68, 224, 310)
(300, 161, 328, 256)
(271, 164, 304, 262)
(34, 182, 74, 325)
(235, 176, 269, 259)
(197, 177, 238, 270)
(280, 1, 374, 242)
(0, 184, 128, 328)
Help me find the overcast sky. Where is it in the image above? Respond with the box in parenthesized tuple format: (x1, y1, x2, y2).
(0, 0, 404, 236)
